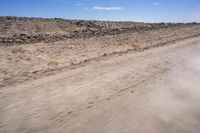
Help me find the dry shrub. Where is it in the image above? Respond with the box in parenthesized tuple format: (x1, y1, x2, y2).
(48, 60, 59, 66)
(12, 47, 26, 54)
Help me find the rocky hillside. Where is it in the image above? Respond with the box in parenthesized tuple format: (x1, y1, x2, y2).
(0, 16, 199, 45)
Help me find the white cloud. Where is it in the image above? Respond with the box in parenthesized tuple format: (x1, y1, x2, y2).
(51, 0, 65, 2)
(75, 3, 83, 6)
(92, 6, 123, 10)
(152, 2, 160, 6)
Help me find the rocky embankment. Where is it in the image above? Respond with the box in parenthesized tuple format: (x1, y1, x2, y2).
(0, 16, 199, 45)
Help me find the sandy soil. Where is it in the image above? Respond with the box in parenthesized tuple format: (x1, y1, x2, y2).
(1, 17, 200, 132)
(1, 37, 200, 133)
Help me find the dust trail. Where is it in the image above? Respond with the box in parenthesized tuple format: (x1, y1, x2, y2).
(143, 42, 200, 133)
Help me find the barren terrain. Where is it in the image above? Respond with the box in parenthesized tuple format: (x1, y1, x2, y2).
(1, 17, 200, 133)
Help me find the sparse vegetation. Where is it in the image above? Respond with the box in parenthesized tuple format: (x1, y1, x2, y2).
(11, 47, 26, 54)
(47, 60, 59, 66)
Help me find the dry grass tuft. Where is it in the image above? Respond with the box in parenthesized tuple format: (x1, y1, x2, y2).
(11, 47, 27, 54)
(47, 60, 59, 66)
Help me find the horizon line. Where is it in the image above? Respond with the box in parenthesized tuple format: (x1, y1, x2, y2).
(0, 15, 199, 23)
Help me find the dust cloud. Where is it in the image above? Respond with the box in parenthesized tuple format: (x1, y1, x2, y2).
(145, 43, 200, 132)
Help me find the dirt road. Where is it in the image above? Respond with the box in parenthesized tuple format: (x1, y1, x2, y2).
(1, 37, 200, 133)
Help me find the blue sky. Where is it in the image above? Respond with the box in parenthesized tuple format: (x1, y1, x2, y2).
(0, 0, 200, 22)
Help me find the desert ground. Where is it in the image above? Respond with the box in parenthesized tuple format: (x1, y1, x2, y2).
(1, 17, 200, 133)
